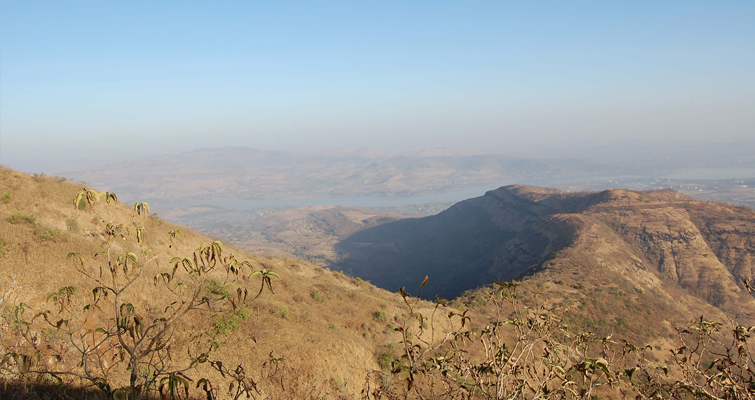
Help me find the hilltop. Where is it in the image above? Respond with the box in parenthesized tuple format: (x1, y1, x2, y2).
(334, 184, 755, 340)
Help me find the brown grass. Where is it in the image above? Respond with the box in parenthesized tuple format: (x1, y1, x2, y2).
(0, 166, 460, 398)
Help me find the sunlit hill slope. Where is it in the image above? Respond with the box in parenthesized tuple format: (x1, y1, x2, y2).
(0, 167, 455, 398)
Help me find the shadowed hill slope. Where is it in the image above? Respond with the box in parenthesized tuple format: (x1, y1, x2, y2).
(334, 185, 755, 320)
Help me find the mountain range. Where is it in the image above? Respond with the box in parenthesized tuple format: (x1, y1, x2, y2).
(58, 147, 623, 207)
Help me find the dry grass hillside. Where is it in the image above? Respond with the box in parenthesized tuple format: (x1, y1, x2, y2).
(0, 167, 458, 399)
(4, 167, 755, 398)
(161, 205, 406, 264)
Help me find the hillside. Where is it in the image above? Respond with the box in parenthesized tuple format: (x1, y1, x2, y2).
(0, 167, 457, 398)
(4, 168, 755, 398)
(335, 185, 755, 338)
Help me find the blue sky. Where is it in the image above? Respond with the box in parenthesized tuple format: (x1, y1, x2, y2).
(2, 1, 754, 172)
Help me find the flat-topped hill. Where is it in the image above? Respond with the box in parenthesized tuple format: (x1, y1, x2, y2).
(335, 184, 755, 340)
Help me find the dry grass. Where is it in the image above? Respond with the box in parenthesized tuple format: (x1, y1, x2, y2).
(0, 167, 461, 398)
(4, 167, 755, 399)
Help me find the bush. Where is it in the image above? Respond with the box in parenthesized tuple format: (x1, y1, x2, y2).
(215, 306, 250, 335)
(362, 279, 755, 400)
(1, 192, 10, 203)
(0, 188, 280, 400)
(376, 352, 395, 370)
(207, 280, 232, 298)
(65, 217, 79, 233)
(311, 290, 325, 302)
(373, 311, 386, 323)
(5, 212, 36, 225)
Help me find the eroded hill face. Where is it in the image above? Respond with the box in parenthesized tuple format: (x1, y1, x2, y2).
(334, 185, 755, 326)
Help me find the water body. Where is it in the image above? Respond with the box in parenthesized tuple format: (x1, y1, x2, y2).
(160, 174, 647, 211)
(170, 184, 505, 210)
(663, 168, 755, 180)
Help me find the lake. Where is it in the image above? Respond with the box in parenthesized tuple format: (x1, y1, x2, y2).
(664, 168, 755, 180)
(175, 184, 504, 210)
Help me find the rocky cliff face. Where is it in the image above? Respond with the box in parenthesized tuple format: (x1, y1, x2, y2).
(587, 190, 755, 312)
(334, 186, 755, 322)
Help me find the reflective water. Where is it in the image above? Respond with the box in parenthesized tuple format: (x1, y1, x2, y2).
(663, 168, 755, 180)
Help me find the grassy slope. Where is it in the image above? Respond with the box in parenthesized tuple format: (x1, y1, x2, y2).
(0, 167, 457, 398)
(4, 167, 754, 398)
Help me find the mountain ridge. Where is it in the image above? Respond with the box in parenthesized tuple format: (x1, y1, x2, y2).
(334, 184, 755, 324)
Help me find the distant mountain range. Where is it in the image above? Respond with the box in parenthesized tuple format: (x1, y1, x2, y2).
(57, 143, 755, 212)
(59, 147, 619, 206)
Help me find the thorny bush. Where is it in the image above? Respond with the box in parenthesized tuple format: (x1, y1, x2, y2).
(0, 189, 280, 400)
(363, 279, 755, 399)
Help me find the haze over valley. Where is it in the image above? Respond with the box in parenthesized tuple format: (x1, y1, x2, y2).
(52, 142, 755, 268)
(3, 1, 755, 398)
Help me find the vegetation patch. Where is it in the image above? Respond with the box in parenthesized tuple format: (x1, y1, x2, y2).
(376, 352, 396, 370)
(35, 228, 62, 242)
(207, 280, 232, 299)
(5, 212, 37, 225)
(372, 311, 386, 323)
(214, 306, 250, 335)
(65, 217, 79, 233)
(310, 290, 325, 302)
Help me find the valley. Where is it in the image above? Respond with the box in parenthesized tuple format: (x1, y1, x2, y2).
(5, 2, 755, 397)
(157, 176, 755, 273)
(58, 144, 755, 212)
(3, 167, 755, 398)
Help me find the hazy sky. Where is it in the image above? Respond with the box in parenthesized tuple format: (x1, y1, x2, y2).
(2, 1, 754, 173)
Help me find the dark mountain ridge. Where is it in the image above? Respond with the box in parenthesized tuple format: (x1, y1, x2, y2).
(334, 185, 755, 318)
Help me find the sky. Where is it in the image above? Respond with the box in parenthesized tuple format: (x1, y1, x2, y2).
(2, 1, 754, 173)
